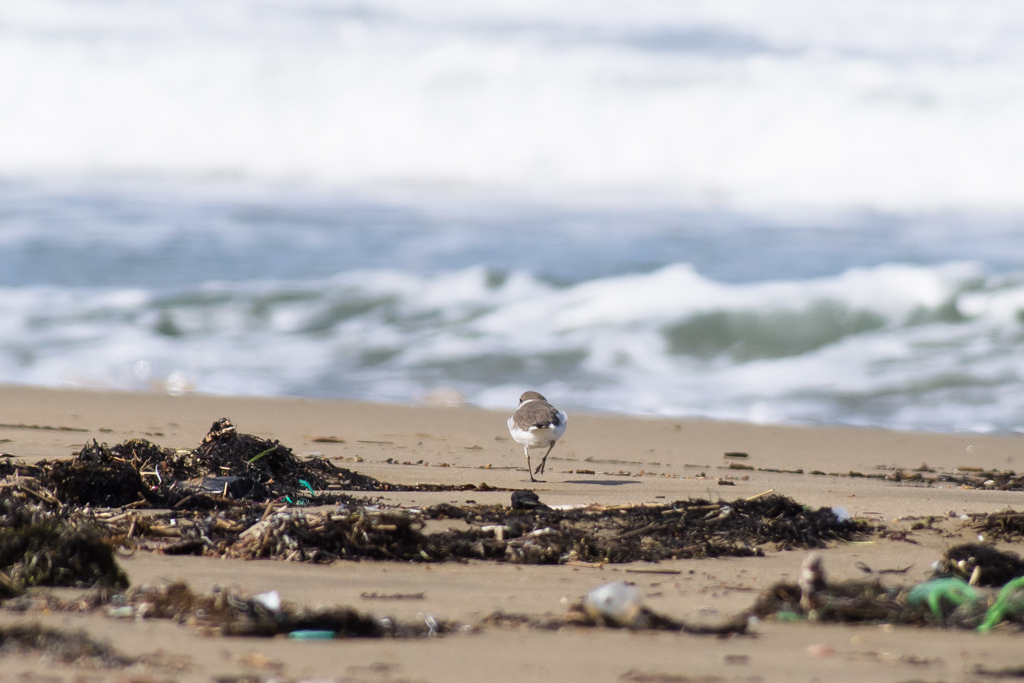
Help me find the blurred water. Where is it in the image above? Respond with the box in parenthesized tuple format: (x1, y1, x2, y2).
(2, 0, 1024, 208)
(2, 1, 1024, 432)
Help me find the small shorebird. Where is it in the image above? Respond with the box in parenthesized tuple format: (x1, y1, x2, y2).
(507, 391, 567, 482)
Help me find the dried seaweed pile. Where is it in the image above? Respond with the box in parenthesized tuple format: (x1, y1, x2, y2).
(724, 463, 1024, 492)
(481, 604, 747, 635)
(91, 493, 866, 565)
(915, 467, 1024, 490)
(7, 581, 456, 639)
(0, 499, 129, 597)
(933, 542, 1024, 587)
(419, 493, 867, 564)
(0, 624, 136, 667)
(226, 508, 440, 562)
(970, 509, 1024, 541)
(0, 418, 411, 510)
(186, 418, 397, 499)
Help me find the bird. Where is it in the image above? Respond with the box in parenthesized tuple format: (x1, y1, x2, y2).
(507, 391, 567, 482)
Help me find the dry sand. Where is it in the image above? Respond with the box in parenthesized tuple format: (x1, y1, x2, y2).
(2, 384, 1024, 682)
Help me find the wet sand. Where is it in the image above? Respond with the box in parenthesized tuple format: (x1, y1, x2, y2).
(2, 385, 1024, 682)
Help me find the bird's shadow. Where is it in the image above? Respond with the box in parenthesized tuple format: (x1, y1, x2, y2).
(561, 479, 641, 486)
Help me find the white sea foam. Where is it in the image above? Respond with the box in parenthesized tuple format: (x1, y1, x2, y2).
(2, 261, 1023, 432)
(3, 3, 1024, 433)
(1, 0, 1024, 209)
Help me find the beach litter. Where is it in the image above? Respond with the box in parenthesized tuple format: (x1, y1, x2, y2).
(485, 581, 747, 635)
(510, 490, 547, 510)
(752, 551, 1024, 631)
(5, 580, 455, 639)
(11, 548, 1024, 647)
(585, 581, 638, 626)
(976, 576, 1024, 632)
(583, 581, 643, 627)
(907, 578, 979, 621)
(5, 576, 749, 641)
(254, 590, 281, 611)
(288, 630, 337, 639)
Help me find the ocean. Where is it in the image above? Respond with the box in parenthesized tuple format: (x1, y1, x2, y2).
(2, 0, 1024, 433)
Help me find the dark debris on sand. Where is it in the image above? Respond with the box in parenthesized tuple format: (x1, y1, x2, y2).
(8, 580, 456, 639)
(0, 623, 136, 667)
(751, 578, 932, 626)
(480, 605, 747, 636)
(0, 418, 480, 511)
(116, 581, 455, 638)
(0, 499, 129, 597)
(10, 579, 745, 639)
(418, 493, 866, 564)
(934, 542, 1024, 587)
(751, 550, 1024, 631)
(909, 467, 1024, 491)
(970, 509, 1024, 541)
(0, 419, 864, 567)
(84, 493, 867, 565)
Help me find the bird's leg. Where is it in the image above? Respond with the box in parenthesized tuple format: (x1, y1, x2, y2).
(534, 441, 555, 475)
(525, 446, 536, 482)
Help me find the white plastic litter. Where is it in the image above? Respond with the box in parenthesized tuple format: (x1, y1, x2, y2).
(831, 506, 852, 522)
(254, 590, 281, 611)
(583, 581, 643, 627)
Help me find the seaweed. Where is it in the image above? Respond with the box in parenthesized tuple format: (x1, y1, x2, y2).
(9, 579, 745, 639)
(100, 493, 867, 565)
(970, 510, 1024, 541)
(40, 447, 152, 508)
(750, 577, 929, 625)
(1, 419, 417, 511)
(1, 418, 512, 512)
(0, 499, 129, 596)
(9, 580, 456, 639)
(188, 418, 385, 498)
(933, 543, 1024, 587)
(0, 624, 135, 667)
(419, 493, 866, 564)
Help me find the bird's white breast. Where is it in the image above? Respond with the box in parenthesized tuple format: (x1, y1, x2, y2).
(507, 411, 567, 449)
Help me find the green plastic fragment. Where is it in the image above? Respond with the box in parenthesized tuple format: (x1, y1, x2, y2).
(775, 611, 803, 622)
(288, 630, 336, 639)
(907, 577, 978, 621)
(299, 479, 315, 494)
(978, 575, 1024, 633)
(248, 447, 275, 464)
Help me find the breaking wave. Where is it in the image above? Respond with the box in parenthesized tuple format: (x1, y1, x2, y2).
(3, 260, 1024, 433)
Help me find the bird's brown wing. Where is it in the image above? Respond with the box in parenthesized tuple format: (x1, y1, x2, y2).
(512, 401, 562, 430)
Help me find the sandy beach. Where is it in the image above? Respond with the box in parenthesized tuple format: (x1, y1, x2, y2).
(3, 384, 1024, 683)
